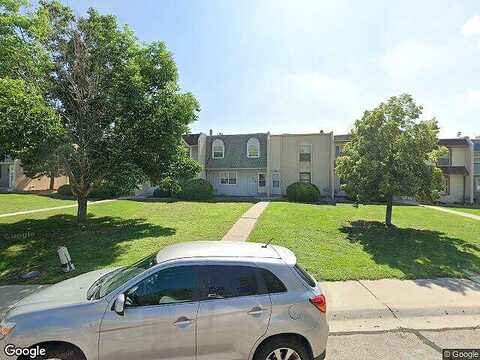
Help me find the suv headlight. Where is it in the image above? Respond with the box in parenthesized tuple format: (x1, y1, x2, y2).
(0, 320, 15, 340)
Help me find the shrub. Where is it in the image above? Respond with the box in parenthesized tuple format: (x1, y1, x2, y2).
(177, 178, 213, 200)
(57, 184, 72, 196)
(89, 182, 123, 199)
(153, 177, 181, 198)
(286, 182, 321, 202)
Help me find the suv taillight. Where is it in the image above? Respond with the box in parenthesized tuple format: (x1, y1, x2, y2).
(309, 294, 326, 313)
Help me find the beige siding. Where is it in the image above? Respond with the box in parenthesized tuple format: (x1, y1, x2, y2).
(13, 160, 69, 191)
(269, 133, 334, 197)
(439, 174, 467, 204)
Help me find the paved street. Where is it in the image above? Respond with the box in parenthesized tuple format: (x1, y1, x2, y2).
(328, 328, 480, 360)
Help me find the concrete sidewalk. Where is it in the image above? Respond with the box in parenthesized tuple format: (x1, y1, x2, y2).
(421, 204, 480, 221)
(222, 201, 269, 241)
(0, 198, 119, 219)
(322, 277, 480, 333)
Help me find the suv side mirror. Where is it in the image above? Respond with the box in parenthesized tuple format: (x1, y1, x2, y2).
(114, 293, 125, 315)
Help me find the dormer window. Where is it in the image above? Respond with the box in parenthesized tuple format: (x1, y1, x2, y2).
(247, 137, 260, 158)
(212, 139, 224, 159)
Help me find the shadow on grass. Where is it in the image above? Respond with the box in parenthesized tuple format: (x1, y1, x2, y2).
(0, 214, 175, 285)
(128, 196, 259, 204)
(339, 220, 480, 294)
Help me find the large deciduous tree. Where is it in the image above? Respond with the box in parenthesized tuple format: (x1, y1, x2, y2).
(0, 1, 200, 223)
(336, 94, 445, 226)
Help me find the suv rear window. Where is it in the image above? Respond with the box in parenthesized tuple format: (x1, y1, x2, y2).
(294, 264, 317, 287)
(258, 268, 287, 294)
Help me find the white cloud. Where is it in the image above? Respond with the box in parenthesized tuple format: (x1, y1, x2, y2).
(461, 15, 480, 37)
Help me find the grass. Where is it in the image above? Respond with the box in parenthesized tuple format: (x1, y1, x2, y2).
(249, 203, 480, 281)
(0, 193, 76, 215)
(442, 204, 480, 216)
(0, 199, 252, 284)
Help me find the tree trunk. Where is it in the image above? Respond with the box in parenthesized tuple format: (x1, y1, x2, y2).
(49, 174, 55, 191)
(385, 194, 393, 226)
(77, 193, 88, 224)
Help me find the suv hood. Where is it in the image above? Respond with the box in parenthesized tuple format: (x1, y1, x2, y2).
(5, 268, 116, 319)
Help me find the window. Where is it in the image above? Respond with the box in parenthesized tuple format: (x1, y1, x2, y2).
(199, 265, 260, 299)
(476, 177, 480, 192)
(258, 173, 266, 187)
(335, 145, 342, 157)
(441, 175, 450, 195)
(247, 137, 260, 158)
(299, 172, 311, 183)
(438, 150, 450, 166)
(272, 173, 280, 188)
(212, 139, 224, 159)
(125, 266, 199, 307)
(474, 152, 480, 164)
(220, 171, 237, 185)
(299, 144, 312, 162)
(294, 264, 317, 288)
(258, 268, 287, 293)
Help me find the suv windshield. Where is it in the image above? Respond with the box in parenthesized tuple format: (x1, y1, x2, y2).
(89, 253, 158, 300)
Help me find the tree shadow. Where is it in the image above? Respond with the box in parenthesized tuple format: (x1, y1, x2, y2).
(0, 214, 175, 285)
(339, 220, 480, 294)
(128, 196, 259, 204)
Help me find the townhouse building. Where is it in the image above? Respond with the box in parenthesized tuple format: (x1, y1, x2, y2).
(438, 138, 475, 204)
(0, 156, 68, 192)
(183, 131, 477, 204)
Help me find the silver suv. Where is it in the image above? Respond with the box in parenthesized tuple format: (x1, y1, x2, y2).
(1, 241, 328, 360)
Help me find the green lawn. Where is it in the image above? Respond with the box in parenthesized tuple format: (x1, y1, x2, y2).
(249, 203, 480, 281)
(444, 205, 480, 216)
(0, 193, 75, 214)
(0, 200, 251, 284)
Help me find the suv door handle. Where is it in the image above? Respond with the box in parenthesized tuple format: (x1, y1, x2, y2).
(248, 307, 265, 316)
(173, 316, 194, 326)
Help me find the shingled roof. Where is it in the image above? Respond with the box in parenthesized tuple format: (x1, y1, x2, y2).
(438, 138, 470, 147)
(206, 133, 268, 169)
(183, 134, 200, 146)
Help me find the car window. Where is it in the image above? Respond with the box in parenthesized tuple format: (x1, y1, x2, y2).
(95, 253, 158, 299)
(258, 268, 287, 293)
(294, 264, 317, 287)
(200, 265, 260, 299)
(125, 266, 199, 307)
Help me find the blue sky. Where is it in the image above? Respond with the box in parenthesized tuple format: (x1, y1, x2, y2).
(60, 0, 480, 138)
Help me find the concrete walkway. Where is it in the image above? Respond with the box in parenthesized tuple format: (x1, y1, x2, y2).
(322, 277, 480, 333)
(222, 201, 269, 241)
(421, 204, 480, 221)
(0, 198, 118, 219)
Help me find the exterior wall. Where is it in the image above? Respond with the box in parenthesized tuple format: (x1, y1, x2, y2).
(197, 133, 207, 179)
(269, 133, 334, 198)
(207, 169, 266, 197)
(334, 141, 347, 197)
(439, 174, 467, 204)
(0, 164, 10, 187)
(12, 160, 69, 191)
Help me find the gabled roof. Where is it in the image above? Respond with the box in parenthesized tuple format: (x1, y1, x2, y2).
(439, 138, 470, 147)
(334, 134, 351, 142)
(441, 166, 469, 175)
(206, 133, 268, 169)
(183, 133, 200, 146)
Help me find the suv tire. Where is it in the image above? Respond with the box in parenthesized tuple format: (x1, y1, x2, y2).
(254, 336, 311, 360)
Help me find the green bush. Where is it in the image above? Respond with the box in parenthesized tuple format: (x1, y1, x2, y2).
(286, 182, 321, 203)
(89, 182, 122, 199)
(57, 184, 72, 196)
(153, 177, 181, 198)
(178, 178, 213, 201)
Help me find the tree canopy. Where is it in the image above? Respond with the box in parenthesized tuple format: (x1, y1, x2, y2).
(0, 0, 200, 223)
(336, 94, 445, 226)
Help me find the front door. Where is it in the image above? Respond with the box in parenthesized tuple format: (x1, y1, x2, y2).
(196, 264, 271, 360)
(99, 266, 199, 360)
(271, 173, 281, 195)
(257, 172, 266, 194)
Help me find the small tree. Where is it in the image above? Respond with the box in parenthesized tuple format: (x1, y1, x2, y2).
(0, 2, 200, 224)
(336, 94, 445, 226)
